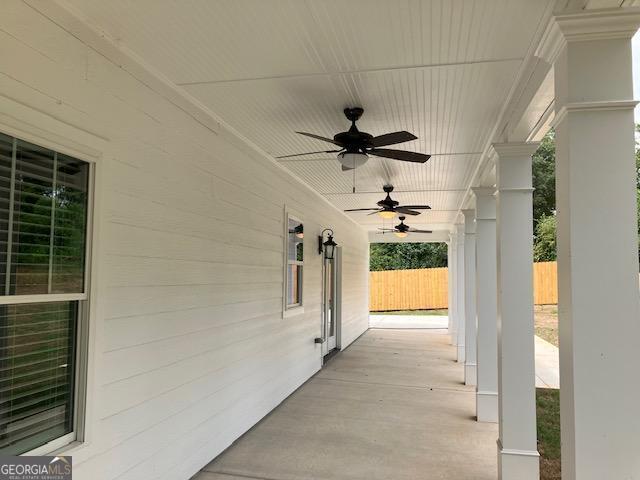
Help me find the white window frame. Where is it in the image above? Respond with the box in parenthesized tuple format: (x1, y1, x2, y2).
(0, 115, 99, 457)
(283, 208, 304, 318)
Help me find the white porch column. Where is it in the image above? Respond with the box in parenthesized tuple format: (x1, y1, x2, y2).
(454, 223, 466, 363)
(544, 10, 640, 480)
(447, 236, 456, 344)
(472, 188, 498, 423)
(462, 209, 477, 386)
(493, 142, 540, 479)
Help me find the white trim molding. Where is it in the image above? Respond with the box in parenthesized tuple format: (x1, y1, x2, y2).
(476, 391, 498, 424)
(490, 142, 540, 159)
(553, 100, 639, 126)
(497, 440, 541, 458)
(536, 7, 640, 64)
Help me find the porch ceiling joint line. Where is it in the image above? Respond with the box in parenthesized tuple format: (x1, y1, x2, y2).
(175, 58, 525, 86)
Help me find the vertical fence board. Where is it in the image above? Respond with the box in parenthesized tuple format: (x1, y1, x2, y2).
(533, 261, 558, 305)
(369, 262, 558, 311)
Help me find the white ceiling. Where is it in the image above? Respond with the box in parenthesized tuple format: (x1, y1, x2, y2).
(64, 0, 559, 233)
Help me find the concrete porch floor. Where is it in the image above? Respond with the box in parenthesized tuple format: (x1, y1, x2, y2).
(194, 329, 498, 480)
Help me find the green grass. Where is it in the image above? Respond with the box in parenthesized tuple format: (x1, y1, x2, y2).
(537, 388, 561, 480)
(370, 309, 448, 316)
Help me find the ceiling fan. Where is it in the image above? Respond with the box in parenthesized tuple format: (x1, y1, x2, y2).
(276, 107, 431, 170)
(378, 216, 433, 238)
(344, 185, 431, 219)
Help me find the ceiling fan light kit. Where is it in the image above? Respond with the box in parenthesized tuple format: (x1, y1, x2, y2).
(377, 209, 397, 219)
(337, 151, 368, 169)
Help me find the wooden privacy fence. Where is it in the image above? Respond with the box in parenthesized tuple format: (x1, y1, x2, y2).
(532, 261, 558, 305)
(369, 261, 558, 311)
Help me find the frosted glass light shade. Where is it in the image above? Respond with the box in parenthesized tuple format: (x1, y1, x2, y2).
(337, 152, 368, 169)
(378, 210, 397, 219)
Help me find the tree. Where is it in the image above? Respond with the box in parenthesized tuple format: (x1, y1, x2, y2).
(532, 130, 556, 228)
(531, 125, 640, 263)
(533, 214, 557, 262)
(370, 242, 447, 271)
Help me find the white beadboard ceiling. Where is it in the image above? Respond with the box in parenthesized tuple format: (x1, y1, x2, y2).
(65, 0, 556, 233)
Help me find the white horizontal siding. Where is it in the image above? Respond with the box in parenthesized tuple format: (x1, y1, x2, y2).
(0, 3, 370, 479)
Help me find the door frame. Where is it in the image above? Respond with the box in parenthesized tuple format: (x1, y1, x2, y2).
(321, 246, 342, 360)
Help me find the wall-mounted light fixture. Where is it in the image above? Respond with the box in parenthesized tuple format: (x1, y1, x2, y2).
(318, 228, 337, 260)
(293, 224, 304, 239)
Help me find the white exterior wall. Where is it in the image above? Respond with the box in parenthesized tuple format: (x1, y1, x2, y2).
(0, 3, 370, 480)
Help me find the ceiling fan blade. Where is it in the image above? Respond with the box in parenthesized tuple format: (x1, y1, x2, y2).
(296, 131, 343, 146)
(342, 165, 355, 171)
(371, 131, 417, 147)
(276, 149, 342, 159)
(369, 148, 431, 163)
(395, 207, 421, 216)
(410, 229, 433, 234)
(343, 208, 380, 212)
(399, 205, 431, 210)
(377, 228, 396, 231)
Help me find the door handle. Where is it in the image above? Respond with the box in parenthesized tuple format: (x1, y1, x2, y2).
(314, 337, 325, 344)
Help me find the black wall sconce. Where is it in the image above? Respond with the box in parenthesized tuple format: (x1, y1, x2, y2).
(318, 229, 337, 260)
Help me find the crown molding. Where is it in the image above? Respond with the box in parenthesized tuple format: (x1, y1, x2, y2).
(471, 187, 496, 197)
(536, 7, 640, 64)
(553, 100, 639, 126)
(490, 142, 541, 159)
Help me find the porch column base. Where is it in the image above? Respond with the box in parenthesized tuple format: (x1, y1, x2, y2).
(457, 344, 465, 363)
(497, 440, 540, 480)
(476, 391, 498, 423)
(464, 363, 477, 386)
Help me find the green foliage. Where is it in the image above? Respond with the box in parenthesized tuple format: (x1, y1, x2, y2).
(369, 242, 447, 271)
(529, 130, 558, 261)
(533, 215, 557, 262)
(532, 130, 556, 228)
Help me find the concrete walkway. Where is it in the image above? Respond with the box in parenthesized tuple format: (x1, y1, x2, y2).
(195, 329, 498, 480)
(368, 314, 448, 329)
(369, 315, 560, 390)
(535, 336, 560, 389)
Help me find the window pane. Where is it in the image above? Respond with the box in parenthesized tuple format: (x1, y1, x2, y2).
(10, 140, 55, 295)
(286, 264, 302, 306)
(286, 217, 303, 307)
(51, 155, 88, 294)
(287, 218, 303, 262)
(0, 134, 89, 296)
(0, 301, 77, 455)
